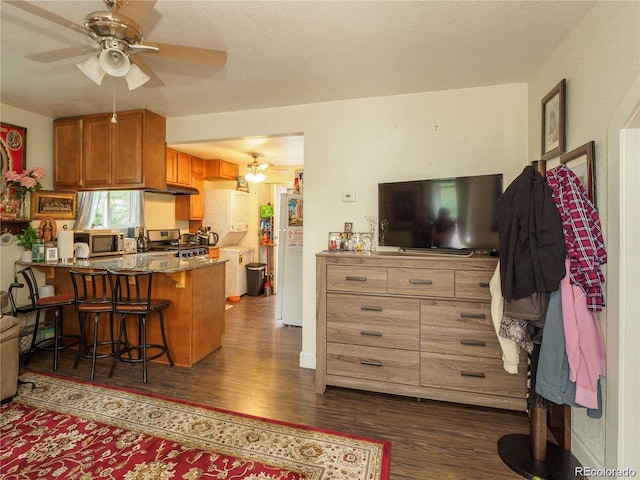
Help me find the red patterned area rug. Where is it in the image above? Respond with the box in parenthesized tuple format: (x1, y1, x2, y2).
(1, 372, 390, 479)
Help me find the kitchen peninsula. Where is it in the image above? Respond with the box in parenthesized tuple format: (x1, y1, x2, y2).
(19, 254, 227, 367)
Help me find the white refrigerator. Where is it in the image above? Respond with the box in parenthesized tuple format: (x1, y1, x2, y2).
(276, 193, 303, 326)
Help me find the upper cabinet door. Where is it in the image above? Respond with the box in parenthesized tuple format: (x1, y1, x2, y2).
(113, 111, 144, 187)
(53, 117, 83, 189)
(82, 114, 112, 187)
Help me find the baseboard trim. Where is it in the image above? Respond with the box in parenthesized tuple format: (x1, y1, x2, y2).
(299, 351, 316, 370)
(572, 433, 602, 477)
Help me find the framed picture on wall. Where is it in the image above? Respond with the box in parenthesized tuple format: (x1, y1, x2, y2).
(1, 122, 27, 191)
(560, 140, 596, 204)
(541, 79, 566, 161)
(31, 190, 78, 219)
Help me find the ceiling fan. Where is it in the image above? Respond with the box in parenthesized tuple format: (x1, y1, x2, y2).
(243, 153, 289, 183)
(6, 0, 227, 90)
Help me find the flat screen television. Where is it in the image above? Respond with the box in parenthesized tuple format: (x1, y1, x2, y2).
(378, 173, 503, 253)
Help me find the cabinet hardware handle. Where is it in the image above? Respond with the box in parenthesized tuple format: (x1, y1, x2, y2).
(460, 312, 486, 319)
(360, 359, 383, 367)
(478, 282, 490, 288)
(361, 330, 383, 337)
(460, 371, 486, 378)
(360, 305, 383, 312)
(460, 340, 486, 347)
(345, 276, 367, 282)
(409, 279, 433, 285)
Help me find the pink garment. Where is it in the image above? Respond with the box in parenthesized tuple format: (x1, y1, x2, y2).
(560, 259, 606, 409)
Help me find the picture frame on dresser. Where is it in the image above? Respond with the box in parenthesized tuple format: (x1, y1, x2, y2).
(560, 140, 596, 204)
(541, 79, 566, 161)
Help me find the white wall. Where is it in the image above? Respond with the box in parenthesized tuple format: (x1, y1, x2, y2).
(525, 1, 640, 470)
(0, 105, 56, 310)
(167, 83, 529, 367)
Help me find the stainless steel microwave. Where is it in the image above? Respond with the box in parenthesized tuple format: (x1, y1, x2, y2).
(73, 231, 124, 257)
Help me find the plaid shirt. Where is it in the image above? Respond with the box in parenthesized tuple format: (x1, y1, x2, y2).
(546, 165, 607, 310)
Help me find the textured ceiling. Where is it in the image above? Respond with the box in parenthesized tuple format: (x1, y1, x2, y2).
(0, 1, 596, 166)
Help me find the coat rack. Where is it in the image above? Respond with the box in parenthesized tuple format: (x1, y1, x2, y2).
(498, 160, 584, 479)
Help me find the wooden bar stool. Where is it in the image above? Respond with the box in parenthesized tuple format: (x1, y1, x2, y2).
(69, 270, 116, 381)
(8, 267, 79, 370)
(108, 270, 174, 383)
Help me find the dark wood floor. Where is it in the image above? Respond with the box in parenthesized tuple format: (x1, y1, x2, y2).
(22, 294, 530, 479)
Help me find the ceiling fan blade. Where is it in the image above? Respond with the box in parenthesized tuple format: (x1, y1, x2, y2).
(144, 42, 227, 67)
(26, 46, 98, 63)
(5, 0, 86, 35)
(131, 56, 164, 88)
(118, 0, 157, 26)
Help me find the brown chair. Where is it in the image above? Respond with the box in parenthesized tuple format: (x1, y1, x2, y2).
(69, 270, 116, 380)
(108, 270, 174, 383)
(8, 266, 79, 370)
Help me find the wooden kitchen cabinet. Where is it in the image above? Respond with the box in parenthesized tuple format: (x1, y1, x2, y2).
(204, 159, 239, 180)
(175, 156, 204, 220)
(53, 117, 83, 189)
(53, 109, 166, 191)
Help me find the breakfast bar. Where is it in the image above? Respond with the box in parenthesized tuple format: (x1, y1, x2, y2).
(18, 254, 227, 367)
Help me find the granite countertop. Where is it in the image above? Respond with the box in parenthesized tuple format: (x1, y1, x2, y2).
(17, 252, 227, 274)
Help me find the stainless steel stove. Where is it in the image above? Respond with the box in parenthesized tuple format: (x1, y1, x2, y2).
(146, 229, 209, 258)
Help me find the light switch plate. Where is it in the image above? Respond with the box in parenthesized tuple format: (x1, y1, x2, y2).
(341, 191, 356, 202)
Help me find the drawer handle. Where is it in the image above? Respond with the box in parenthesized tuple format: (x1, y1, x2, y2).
(460, 371, 486, 378)
(360, 305, 383, 312)
(460, 339, 486, 347)
(409, 279, 433, 285)
(478, 282, 490, 288)
(360, 359, 383, 367)
(360, 330, 383, 337)
(345, 276, 367, 282)
(460, 312, 486, 319)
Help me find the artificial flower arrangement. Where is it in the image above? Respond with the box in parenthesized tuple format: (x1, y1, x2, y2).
(2, 167, 45, 220)
(5, 167, 45, 201)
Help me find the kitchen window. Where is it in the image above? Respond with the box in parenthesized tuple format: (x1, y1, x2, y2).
(74, 190, 144, 230)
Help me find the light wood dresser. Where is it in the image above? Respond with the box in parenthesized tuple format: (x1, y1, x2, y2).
(316, 251, 527, 411)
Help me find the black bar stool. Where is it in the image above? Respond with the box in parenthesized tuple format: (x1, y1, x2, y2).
(69, 270, 117, 380)
(108, 270, 174, 383)
(8, 267, 79, 370)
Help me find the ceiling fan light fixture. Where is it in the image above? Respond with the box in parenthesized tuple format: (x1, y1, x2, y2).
(77, 55, 105, 85)
(245, 171, 266, 183)
(99, 47, 130, 77)
(124, 63, 150, 90)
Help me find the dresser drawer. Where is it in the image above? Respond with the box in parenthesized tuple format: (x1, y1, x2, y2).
(420, 326, 503, 358)
(327, 265, 387, 293)
(455, 270, 493, 300)
(388, 268, 454, 297)
(328, 343, 420, 386)
(327, 294, 419, 350)
(420, 352, 526, 398)
(421, 299, 492, 331)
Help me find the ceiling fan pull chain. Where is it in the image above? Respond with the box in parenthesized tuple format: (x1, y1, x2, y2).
(111, 77, 118, 124)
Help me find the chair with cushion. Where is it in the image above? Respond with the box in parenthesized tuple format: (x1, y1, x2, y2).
(69, 270, 116, 380)
(108, 270, 174, 383)
(8, 266, 79, 370)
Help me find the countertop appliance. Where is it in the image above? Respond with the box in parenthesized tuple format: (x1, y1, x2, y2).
(146, 229, 209, 258)
(73, 231, 123, 257)
(203, 189, 249, 247)
(276, 193, 303, 327)
(218, 246, 254, 297)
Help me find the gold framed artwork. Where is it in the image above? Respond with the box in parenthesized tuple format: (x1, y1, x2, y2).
(560, 141, 596, 204)
(31, 190, 77, 219)
(541, 79, 566, 161)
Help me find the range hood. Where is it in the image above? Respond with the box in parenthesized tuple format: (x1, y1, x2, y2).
(146, 184, 199, 195)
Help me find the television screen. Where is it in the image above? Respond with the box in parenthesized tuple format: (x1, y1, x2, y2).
(378, 173, 503, 252)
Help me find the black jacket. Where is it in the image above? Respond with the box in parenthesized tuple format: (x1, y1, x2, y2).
(497, 166, 565, 301)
